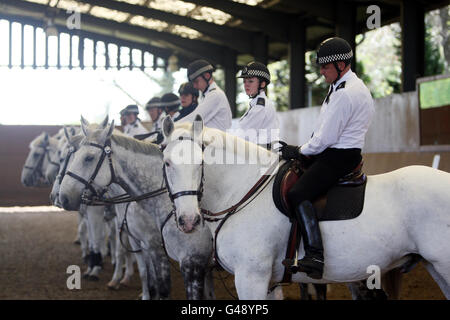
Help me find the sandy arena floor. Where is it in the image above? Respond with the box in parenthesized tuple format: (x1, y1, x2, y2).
(0, 210, 445, 300)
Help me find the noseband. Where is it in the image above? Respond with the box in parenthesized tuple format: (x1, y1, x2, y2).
(163, 136, 205, 204)
(66, 139, 115, 198)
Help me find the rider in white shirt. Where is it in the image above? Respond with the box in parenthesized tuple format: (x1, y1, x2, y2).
(161, 93, 181, 121)
(280, 37, 375, 279)
(145, 97, 165, 133)
(123, 105, 149, 137)
(235, 61, 279, 149)
(179, 59, 232, 131)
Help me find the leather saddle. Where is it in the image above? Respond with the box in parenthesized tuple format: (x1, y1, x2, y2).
(272, 159, 367, 222)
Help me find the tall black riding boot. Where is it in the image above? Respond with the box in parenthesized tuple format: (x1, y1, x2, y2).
(295, 200, 324, 279)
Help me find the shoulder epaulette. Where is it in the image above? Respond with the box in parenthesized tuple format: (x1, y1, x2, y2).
(336, 81, 346, 91)
(256, 97, 265, 106)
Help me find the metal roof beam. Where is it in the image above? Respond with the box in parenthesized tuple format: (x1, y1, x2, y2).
(182, 0, 291, 42)
(74, 0, 254, 53)
(4, 0, 231, 67)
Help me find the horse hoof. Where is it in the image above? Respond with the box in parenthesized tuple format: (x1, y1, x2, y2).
(107, 280, 120, 290)
(73, 239, 81, 245)
(88, 275, 100, 282)
(119, 277, 131, 287)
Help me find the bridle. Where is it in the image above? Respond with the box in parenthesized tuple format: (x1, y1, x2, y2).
(64, 138, 167, 206)
(163, 136, 205, 204)
(24, 142, 59, 173)
(57, 144, 77, 185)
(66, 139, 116, 200)
(162, 135, 281, 268)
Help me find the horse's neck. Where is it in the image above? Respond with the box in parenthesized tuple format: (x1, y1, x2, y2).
(110, 142, 170, 224)
(202, 142, 277, 214)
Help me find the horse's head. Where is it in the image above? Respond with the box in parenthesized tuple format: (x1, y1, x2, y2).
(59, 116, 114, 210)
(21, 132, 51, 187)
(50, 127, 82, 207)
(45, 126, 78, 184)
(162, 115, 205, 233)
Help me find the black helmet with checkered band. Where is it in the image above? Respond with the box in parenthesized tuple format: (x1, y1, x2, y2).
(237, 61, 271, 85)
(316, 37, 353, 83)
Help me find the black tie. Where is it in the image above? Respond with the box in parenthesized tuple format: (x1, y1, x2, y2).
(325, 85, 334, 104)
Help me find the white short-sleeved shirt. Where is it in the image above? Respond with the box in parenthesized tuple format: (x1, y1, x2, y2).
(300, 70, 375, 156)
(124, 119, 149, 137)
(179, 82, 232, 131)
(235, 91, 279, 145)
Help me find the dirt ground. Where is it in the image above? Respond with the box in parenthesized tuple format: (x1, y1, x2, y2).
(0, 210, 445, 300)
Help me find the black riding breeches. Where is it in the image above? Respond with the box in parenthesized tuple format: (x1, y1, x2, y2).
(287, 148, 362, 207)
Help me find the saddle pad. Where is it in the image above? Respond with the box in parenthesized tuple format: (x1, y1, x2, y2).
(314, 179, 367, 221)
(273, 160, 367, 222)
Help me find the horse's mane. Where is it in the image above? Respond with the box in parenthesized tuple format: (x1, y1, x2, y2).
(170, 123, 275, 160)
(111, 132, 162, 157)
(30, 132, 58, 149)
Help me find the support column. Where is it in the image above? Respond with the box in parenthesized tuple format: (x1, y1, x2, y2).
(224, 49, 237, 117)
(401, 0, 425, 92)
(253, 33, 268, 65)
(335, 1, 357, 72)
(288, 20, 306, 109)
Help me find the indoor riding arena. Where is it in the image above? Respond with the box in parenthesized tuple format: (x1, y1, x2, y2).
(0, 0, 449, 302)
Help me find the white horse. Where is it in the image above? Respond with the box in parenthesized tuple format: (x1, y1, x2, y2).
(161, 116, 450, 300)
(57, 117, 216, 299)
(49, 125, 141, 294)
(21, 132, 59, 187)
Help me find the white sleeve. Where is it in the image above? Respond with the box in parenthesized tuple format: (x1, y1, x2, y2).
(300, 93, 352, 155)
(179, 92, 221, 124)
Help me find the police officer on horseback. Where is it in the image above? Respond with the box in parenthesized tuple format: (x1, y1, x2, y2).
(178, 59, 232, 131)
(145, 96, 165, 133)
(174, 82, 199, 122)
(123, 104, 149, 137)
(236, 61, 279, 149)
(161, 93, 181, 120)
(280, 37, 375, 279)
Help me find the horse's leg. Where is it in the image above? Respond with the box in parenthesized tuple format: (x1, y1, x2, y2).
(107, 222, 125, 290)
(108, 220, 116, 266)
(88, 252, 103, 281)
(129, 243, 152, 300)
(346, 281, 388, 300)
(120, 247, 136, 287)
(423, 261, 450, 299)
(298, 283, 311, 300)
(313, 284, 327, 300)
(78, 215, 89, 263)
(73, 211, 82, 245)
(382, 268, 403, 299)
(180, 257, 207, 300)
(234, 265, 272, 300)
(146, 242, 171, 300)
(203, 267, 216, 300)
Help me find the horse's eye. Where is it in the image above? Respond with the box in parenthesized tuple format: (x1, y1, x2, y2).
(33, 153, 40, 158)
(165, 161, 170, 167)
(84, 155, 94, 162)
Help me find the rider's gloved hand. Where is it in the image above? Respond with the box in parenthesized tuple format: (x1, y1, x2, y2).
(280, 145, 301, 160)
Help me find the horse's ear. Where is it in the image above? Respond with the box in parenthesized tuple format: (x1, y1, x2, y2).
(70, 126, 76, 136)
(43, 132, 49, 144)
(63, 126, 71, 141)
(100, 115, 109, 129)
(80, 116, 89, 137)
(192, 115, 203, 141)
(162, 115, 174, 139)
(106, 120, 115, 138)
